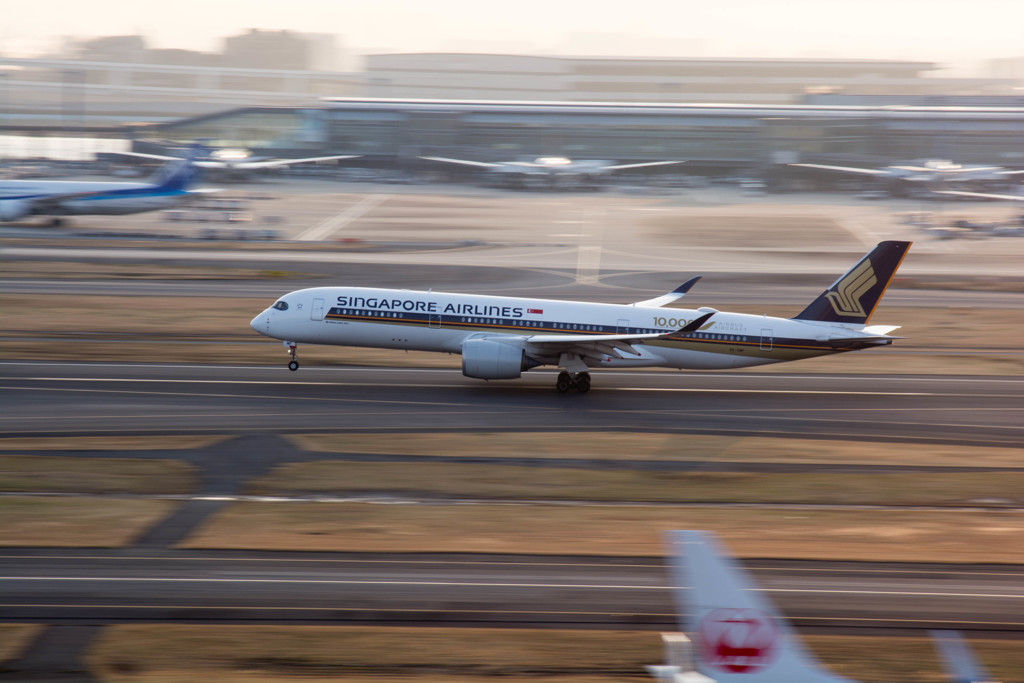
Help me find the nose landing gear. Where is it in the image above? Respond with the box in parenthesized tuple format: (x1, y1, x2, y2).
(555, 371, 591, 394)
(285, 341, 299, 371)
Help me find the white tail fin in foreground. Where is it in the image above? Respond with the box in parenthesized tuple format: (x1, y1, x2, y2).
(666, 530, 857, 683)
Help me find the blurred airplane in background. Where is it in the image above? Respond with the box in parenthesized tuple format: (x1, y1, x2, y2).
(116, 148, 361, 181)
(790, 159, 1024, 184)
(420, 154, 682, 187)
(0, 149, 210, 225)
(650, 531, 999, 683)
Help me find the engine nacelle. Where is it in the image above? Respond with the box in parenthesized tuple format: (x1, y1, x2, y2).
(0, 200, 33, 222)
(461, 338, 530, 380)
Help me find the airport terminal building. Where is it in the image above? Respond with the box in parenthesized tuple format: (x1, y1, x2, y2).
(136, 97, 1024, 176)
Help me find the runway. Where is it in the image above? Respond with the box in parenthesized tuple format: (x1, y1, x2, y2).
(2, 362, 1022, 446)
(2, 549, 1022, 636)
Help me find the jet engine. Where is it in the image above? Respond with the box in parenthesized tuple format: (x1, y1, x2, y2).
(461, 338, 535, 380)
(0, 200, 33, 222)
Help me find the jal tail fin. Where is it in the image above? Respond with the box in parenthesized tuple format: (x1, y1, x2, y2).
(666, 531, 857, 683)
(146, 144, 204, 192)
(930, 631, 997, 683)
(794, 241, 911, 325)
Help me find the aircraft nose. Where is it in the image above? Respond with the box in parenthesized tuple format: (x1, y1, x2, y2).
(250, 312, 268, 335)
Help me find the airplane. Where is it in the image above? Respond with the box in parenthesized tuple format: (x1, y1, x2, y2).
(250, 240, 910, 393)
(790, 160, 1024, 184)
(114, 148, 362, 180)
(0, 149, 208, 225)
(653, 531, 1000, 683)
(419, 154, 682, 187)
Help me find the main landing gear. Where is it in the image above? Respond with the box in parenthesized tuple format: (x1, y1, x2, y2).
(556, 370, 591, 394)
(285, 341, 299, 371)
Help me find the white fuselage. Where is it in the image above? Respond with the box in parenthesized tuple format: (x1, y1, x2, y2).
(0, 179, 188, 218)
(250, 286, 861, 371)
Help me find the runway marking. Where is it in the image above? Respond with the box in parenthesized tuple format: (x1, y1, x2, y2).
(4, 604, 1019, 628)
(576, 245, 602, 284)
(4, 362, 1024, 385)
(295, 194, 390, 241)
(3, 578, 1023, 600)
(3, 555, 1022, 578)
(0, 385, 532, 411)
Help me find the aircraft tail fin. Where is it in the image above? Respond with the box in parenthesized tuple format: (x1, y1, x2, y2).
(793, 241, 911, 325)
(930, 631, 996, 683)
(146, 144, 204, 192)
(666, 530, 856, 683)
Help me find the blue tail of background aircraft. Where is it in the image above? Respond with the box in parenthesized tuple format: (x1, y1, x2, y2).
(146, 145, 204, 193)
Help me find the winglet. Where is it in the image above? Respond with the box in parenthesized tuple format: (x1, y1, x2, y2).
(633, 276, 702, 307)
(677, 310, 715, 334)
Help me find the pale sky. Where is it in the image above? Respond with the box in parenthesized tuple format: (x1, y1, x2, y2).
(2, 0, 1023, 74)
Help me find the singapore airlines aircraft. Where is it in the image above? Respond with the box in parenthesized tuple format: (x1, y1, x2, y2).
(0, 150, 206, 224)
(250, 241, 910, 393)
(650, 531, 998, 683)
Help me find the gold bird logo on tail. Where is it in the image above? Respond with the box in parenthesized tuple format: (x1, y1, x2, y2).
(825, 260, 877, 317)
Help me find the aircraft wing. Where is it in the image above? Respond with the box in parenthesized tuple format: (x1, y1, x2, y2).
(229, 154, 362, 170)
(598, 160, 684, 172)
(419, 156, 504, 169)
(113, 151, 181, 162)
(523, 311, 715, 359)
(631, 276, 702, 307)
(935, 190, 1024, 201)
(789, 163, 890, 176)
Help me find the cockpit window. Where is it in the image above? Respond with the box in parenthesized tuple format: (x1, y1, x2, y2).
(272, 301, 289, 311)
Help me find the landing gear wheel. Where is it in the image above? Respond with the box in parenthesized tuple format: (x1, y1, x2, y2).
(285, 342, 299, 371)
(555, 371, 572, 393)
(574, 372, 591, 393)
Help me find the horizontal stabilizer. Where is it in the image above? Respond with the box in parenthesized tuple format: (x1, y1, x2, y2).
(633, 276, 702, 307)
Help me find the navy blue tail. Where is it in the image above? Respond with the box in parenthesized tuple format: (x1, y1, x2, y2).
(794, 241, 911, 324)
(147, 145, 203, 192)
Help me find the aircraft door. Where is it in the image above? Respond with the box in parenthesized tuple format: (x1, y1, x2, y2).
(429, 314, 442, 329)
(311, 298, 325, 321)
(759, 328, 773, 351)
(616, 319, 629, 334)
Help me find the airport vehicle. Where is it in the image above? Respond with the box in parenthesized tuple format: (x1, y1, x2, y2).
(0, 152, 206, 224)
(250, 241, 910, 393)
(419, 154, 682, 187)
(653, 531, 998, 683)
(790, 159, 1024, 184)
(116, 148, 361, 179)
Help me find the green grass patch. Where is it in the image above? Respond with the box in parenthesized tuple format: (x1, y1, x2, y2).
(183, 501, 1024, 563)
(0, 455, 197, 494)
(248, 461, 1024, 507)
(0, 496, 177, 547)
(85, 626, 1023, 683)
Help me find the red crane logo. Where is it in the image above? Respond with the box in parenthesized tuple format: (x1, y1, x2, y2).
(698, 608, 779, 673)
